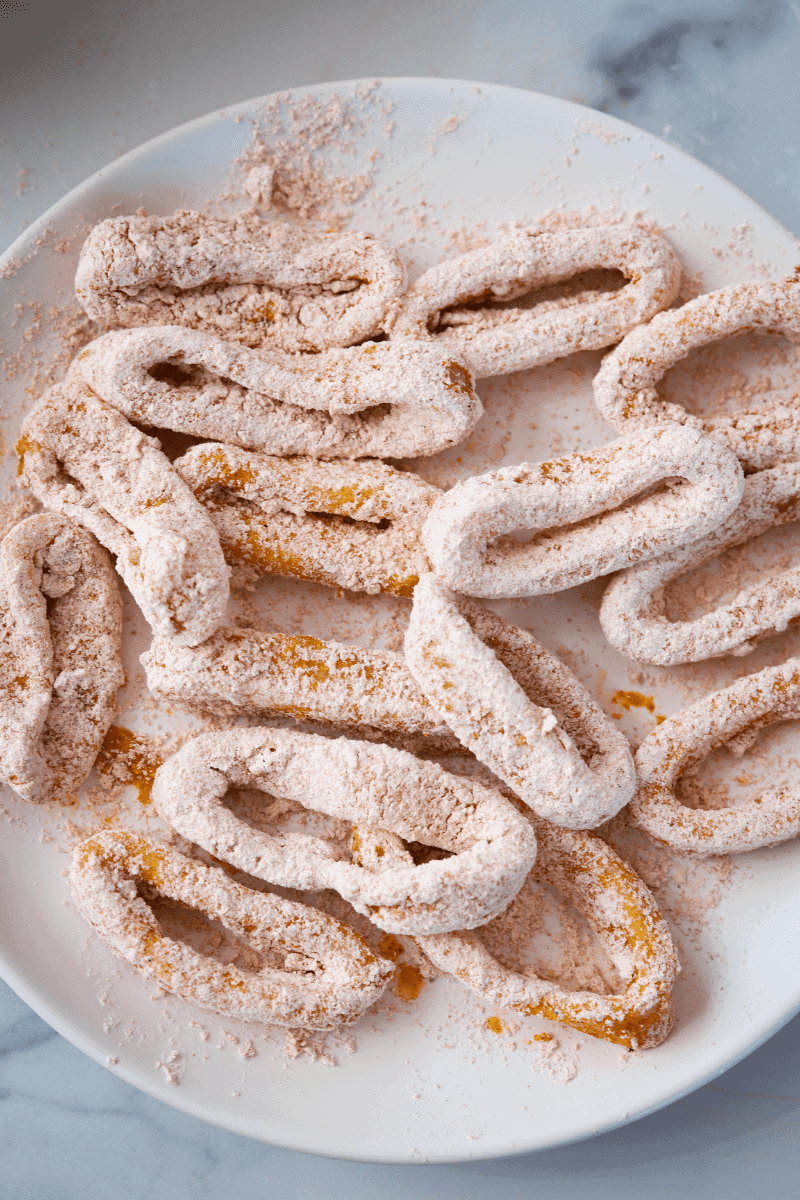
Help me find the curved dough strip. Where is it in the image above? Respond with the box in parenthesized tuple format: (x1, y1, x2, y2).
(0, 513, 123, 803)
(17, 383, 229, 645)
(71, 830, 394, 1029)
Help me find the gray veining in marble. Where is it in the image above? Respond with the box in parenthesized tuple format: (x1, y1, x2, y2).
(2, 0, 800, 1193)
(3, 0, 800, 247)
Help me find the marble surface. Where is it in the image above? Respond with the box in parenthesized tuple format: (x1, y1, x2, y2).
(2, 0, 800, 1193)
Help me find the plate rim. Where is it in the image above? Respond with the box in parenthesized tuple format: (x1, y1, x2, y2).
(5, 942, 800, 1163)
(2, 75, 800, 1164)
(2, 75, 797, 268)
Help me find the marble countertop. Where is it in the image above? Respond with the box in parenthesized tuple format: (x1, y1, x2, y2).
(2, 1, 800, 1194)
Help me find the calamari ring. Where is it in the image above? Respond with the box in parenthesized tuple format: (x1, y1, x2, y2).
(150, 727, 537, 935)
(66, 327, 482, 460)
(172, 443, 439, 596)
(0, 514, 123, 803)
(404, 575, 635, 827)
(630, 657, 800, 855)
(422, 423, 744, 598)
(601, 462, 800, 664)
(141, 627, 459, 749)
(17, 383, 229, 645)
(418, 817, 679, 1049)
(593, 278, 800, 470)
(71, 830, 393, 1029)
(389, 225, 681, 378)
(74, 210, 405, 353)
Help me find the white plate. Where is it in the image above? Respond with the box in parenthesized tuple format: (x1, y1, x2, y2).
(2, 78, 800, 1164)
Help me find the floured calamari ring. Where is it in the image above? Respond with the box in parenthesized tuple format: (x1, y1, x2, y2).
(71, 830, 393, 1028)
(404, 576, 635, 827)
(418, 818, 679, 1049)
(630, 657, 800, 855)
(172, 444, 439, 596)
(67, 327, 482, 460)
(17, 383, 229, 645)
(0, 514, 123, 803)
(75, 210, 405, 352)
(141, 627, 459, 748)
(593, 278, 800, 470)
(151, 727, 537, 935)
(601, 462, 800, 664)
(389, 225, 681, 378)
(422, 423, 744, 598)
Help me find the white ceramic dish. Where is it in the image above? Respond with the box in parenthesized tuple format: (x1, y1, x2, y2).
(2, 78, 800, 1164)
